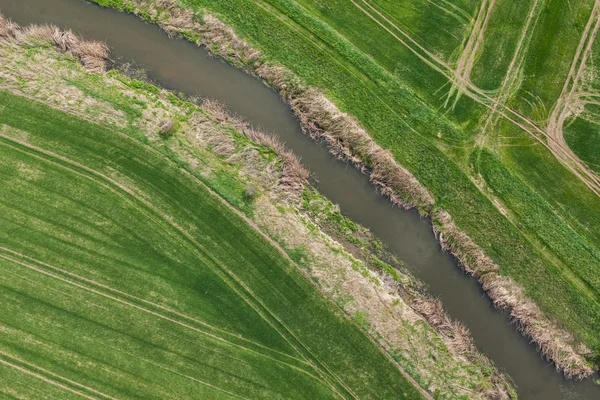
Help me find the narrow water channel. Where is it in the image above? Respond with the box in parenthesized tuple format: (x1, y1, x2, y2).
(1, 0, 599, 398)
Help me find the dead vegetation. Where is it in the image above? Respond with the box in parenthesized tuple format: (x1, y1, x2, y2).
(255, 197, 513, 399)
(411, 296, 475, 357)
(158, 118, 176, 138)
(289, 90, 435, 209)
(481, 273, 594, 379)
(201, 99, 309, 196)
(432, 210, 499, 275)
(0, 14, 107, 72)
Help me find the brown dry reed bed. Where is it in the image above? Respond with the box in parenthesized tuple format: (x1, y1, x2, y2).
(0, 14, 108, 73)
(123, 0, 596, 379)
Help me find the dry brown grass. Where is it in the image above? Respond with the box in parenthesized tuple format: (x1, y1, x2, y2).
(433, 208, 593, 378)
(289, 89, 435, 210)
(412, 296, 475, 357)
(432, 210, 499, 275)
(70, 40, 109, 73)
(480, 273, 594, 379)
(202, 99, 308, 196)
(0, 14, 20, 39)
(0, 14, 107, 72)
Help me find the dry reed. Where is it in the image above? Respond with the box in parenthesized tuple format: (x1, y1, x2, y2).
(0, 14, 107, 72)
(202, 99, 309, 196)
(481, 273, 593, 379)
(412, 296, 475, 357)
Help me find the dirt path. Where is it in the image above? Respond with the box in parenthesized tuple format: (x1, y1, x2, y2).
(547, 0, 600, 165)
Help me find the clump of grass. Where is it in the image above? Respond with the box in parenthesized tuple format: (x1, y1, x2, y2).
(244, 183, 257, 200)
(0, 14, 20, 39)
(432, 209, 499, 275)
(411, 296, 474, 357)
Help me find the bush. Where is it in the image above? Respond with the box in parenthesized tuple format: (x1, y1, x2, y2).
(158, 118, 176, 138)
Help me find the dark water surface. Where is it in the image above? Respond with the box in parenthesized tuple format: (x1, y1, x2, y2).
(1, 0, 598, 398)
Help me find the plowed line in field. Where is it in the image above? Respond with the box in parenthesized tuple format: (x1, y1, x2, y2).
(0, 351, 115, 400)
(0, 133, 353, 399)
(0, 245, 309, 369)
(424, 0, 470, 22)
(98, 344, 251, 400)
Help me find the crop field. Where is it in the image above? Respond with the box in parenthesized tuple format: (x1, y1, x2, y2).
(90, 0, 600, 366)
(0, 88, 424, 399)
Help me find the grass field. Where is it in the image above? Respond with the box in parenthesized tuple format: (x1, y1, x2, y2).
(89, 0, 600, 370)
(0, 86, 426, 399)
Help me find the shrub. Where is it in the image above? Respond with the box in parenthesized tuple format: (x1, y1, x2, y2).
(158, 118, 176, 138)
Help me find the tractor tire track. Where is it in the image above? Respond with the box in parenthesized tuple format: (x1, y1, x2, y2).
(547, 0, 600, 175)
(478, 0, 544, 145)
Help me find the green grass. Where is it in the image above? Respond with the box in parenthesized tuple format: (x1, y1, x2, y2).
(93, 0, 600, 363)
(469, 0, 538, 92)
(366, 0, 476, 60)
(0, 89, 423, 399)
(510, 0, 595, 116)
(473, 148, 600, 298)
(565, 113, 600, 174)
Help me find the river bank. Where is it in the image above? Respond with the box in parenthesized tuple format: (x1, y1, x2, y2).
(2, 0, 600, 398)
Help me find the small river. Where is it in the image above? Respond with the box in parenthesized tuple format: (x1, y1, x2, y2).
(1, 0, 599, 398)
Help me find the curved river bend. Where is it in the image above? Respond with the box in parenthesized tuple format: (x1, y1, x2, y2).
(1, 0, 599, 398)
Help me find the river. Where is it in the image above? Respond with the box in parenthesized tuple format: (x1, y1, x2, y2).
(0, 0, 598, 398)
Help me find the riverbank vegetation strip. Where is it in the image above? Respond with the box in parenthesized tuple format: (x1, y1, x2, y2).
(86, 0, 600, 377)
(0, 18, 517, 399)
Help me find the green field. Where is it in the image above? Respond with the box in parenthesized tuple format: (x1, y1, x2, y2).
(91, 0, 600, 366)
(0, 88, 424, 399)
